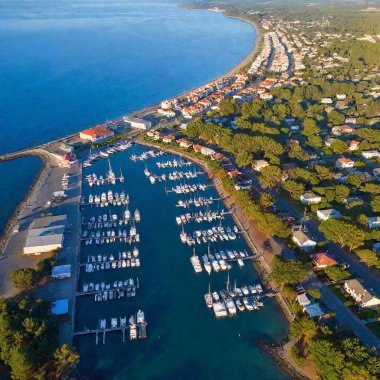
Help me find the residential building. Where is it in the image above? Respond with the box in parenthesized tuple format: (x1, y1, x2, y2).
(331, 125, 354, 136)
(292, 230, 317, 251)
(336, 157, 355, 169)
(316, 209, 341, 221)
(177, 138, 191, 149)
(252, 159, 269, 172)
(362, 150, 380, 159)
(162, 134, 175, 143)
(368, 216, 380, 229)
(344, 279, 380, 308)
(300, 192, 322, 205)
(311, 252, 338, 269)
(201, 147, 216, 156)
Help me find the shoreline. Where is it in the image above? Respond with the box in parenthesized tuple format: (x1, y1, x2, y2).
(137, 139, 294, 321)
(0, 152, 49, 256)
(132, 12, 261, 118)
(0, 8, 262, 262)
(136, 139, 313, 379)
(0, 9, 261, 158)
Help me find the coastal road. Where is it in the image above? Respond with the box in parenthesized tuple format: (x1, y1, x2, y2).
(304, 274, 380, 349)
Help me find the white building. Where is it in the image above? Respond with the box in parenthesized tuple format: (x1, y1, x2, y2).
(123, 116, 152, 130)
(362, 150, 380, 159)
(300, 192, 322, 205)
(317, 209, 341, 221)
(252, 159, 269, 172)
(24, 215, 67, 255)
(292, 230, 317, 251)
(51, 264, 71, 280)
(368, 216, 380, 229)
(344, 279, 380, 308)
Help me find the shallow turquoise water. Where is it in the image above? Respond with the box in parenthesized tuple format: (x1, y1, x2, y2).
(75, 145, 289, 379)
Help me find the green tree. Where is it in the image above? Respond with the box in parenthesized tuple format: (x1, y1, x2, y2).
(235, 151, 251, 167)
(54, 344, 80, 379)
(320, 219, 365, 251)
(330, 139, 347, 154)
(315, 165, 334, 181)
(8, 347, 34, 380)
(259, 165, 283, 189)
(302, 118, 320, 137)
(328, 110, 345, 125)
(310, 339, 345, 380)
(348, 174, 363, 188)
(259, 193, 274, 209)
(356, 249, 380, 270)
(270, 257, 309, 286)
(361, 183, 380, 195)
(282, 180, 305, 200)
(10, 268, 38, 290)
(371, 196, 380, 213)
(290, 315, 318, 340)
(324, 265, 351, 282)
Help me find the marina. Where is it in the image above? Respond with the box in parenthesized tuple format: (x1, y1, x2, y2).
(74, 144, 289, 378)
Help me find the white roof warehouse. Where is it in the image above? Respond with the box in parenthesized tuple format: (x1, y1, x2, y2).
(23, 215, 67, 255)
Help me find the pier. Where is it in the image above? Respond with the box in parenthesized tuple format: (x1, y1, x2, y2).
(73, 327, 129, 344)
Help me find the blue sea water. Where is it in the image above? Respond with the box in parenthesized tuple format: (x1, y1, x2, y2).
(0, 0, 255, 153)
(0, 0, 254, 235)
(0, 157, 42, 235)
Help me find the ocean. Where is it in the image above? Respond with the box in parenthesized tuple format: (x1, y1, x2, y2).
(0, 0, 255, 236)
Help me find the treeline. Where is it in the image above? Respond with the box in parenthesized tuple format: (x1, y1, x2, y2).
(185, 119, 284, 167)
(290, 314, 380, 379)
(208, 162, 290, 238)
(0, 296, 79, 379)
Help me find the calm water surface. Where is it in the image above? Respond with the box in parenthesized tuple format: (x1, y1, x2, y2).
(75, 145, 289, 379)
(0, 0, 255, 153)
(0, 158, 42, 235)
(0, 0, 254, 239)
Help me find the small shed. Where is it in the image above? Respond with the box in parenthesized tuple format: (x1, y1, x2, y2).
(51, 299, 69, 316)
(51, 264, 71, 280)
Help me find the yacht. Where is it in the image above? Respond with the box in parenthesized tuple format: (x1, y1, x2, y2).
(137, 310, 145, 324)
(213, 302, 228, 318)
(134, 209, 141, 222)
(243, 297, 254, 311)
(226, 298, 237, 315)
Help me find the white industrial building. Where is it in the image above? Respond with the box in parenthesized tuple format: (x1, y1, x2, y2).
(23, 215, 67, 255)
(123, 116, 152, 130)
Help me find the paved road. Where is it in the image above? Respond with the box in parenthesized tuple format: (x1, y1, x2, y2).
(235, 165, 380, 348)
(239, 165, 380, 295)
(304, 274, 380, 349)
